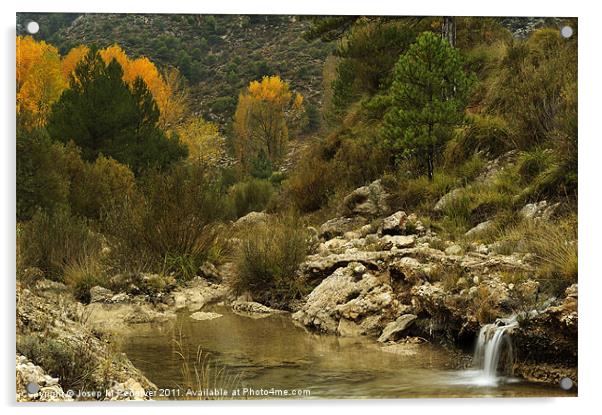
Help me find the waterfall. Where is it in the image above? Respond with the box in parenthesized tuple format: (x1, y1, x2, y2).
(470, 316, 518, 386)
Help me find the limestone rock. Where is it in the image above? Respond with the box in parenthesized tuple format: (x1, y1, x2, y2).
(190, 311, 223, 321)
(380, 211, 407, 235)
(90, 286, 114, 303)
(465, 220, 494, 239)
(520, 201, 559, 221)
(377, 314, 417, 342)
(445, 244, 463, 256)
(433, 188, 464, 212)
(318, 216, 367, 239)
(234, 211, 269, 228)
(340, 180, 390, 218)
(232, 300, 278, 314)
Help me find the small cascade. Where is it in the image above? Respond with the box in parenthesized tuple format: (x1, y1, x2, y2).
(470, 316, 518, 386)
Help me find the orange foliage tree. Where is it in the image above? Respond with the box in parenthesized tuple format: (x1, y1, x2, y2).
(233, 75, 304, 167)
(16, 36, 66, 129)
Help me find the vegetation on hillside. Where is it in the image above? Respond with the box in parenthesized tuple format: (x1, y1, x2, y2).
(16, 15, 577, 310)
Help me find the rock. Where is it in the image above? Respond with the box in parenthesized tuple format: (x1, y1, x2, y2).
(465, 220, 494, 239)
(292, 264, 394, 335)
(433, 188, 464, 212)
(379, 235, 416, 250)
(340, 180, 390, 218)
(377, 314, 417, 342)
(90, 286, 114, 303)
(109, 292, 130, 303)
(444, 244, 463, 256)
(337, 318, 363, 337)
(301, 250, 395, 281)
(190, 311, 223, 321)
(318, 216, 367, 240)
(520, 201, 559, 221)
(233, 211, 269, 228)
(16, 354, 73, 402)
(232, 300, 278, 314)
(199, 262, 222, 282)
(380, 211, 407, 235)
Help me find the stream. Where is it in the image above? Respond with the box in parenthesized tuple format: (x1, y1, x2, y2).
(120, 306, 574, 399)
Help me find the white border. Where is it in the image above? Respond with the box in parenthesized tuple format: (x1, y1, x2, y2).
(2, 1, 599, 414)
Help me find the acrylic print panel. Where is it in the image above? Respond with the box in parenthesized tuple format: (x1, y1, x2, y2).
(15, 13, 577, 401)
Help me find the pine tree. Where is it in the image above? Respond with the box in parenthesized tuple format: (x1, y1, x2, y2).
(383, 31, 474, 180)
(47, 49, 186, 173)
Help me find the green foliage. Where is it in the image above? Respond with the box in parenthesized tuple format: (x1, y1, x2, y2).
(47, 49, 187, 174)
(234, 212, 310, 309)
(16, 124, 70, 221)
(100, 162, 228, 279)
(19, 209, 102, 281)
(63, 257, 106, 303)
(229, 179, 274, 218)
(445, 115, 512, 163)
(383, 32, 475, 180)
(17, 335, 100, 392)
(483, 28, 577, 149)
(69, 155, 137, 220)
(285, 147, 335, 213)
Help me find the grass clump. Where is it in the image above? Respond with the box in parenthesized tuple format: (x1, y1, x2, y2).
(234, 211, 310, 309)
(19, 209, 103, 282)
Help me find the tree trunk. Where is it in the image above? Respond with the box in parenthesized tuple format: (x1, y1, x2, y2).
(442, 16, 456, 47)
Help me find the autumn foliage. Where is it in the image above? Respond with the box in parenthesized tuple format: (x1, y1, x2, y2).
(17, 37, 187, 131)
(233, 75, 304, 168)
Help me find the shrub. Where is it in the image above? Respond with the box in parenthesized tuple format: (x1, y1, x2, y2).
(229, 179, 274, 218)
(286, 150, 334, 213)
(445, 114, 513, 163)
(390, 172, 457, 213)
(63, 257, 106, 303)
(69, 155, 137, 220)
(17, 335, 99, 391)
(101, 162, 228, 280)
(19, 209, 102, 281)
(234, 212, 310, 309)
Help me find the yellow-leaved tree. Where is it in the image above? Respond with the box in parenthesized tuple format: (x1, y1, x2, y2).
(233, 75, 304, 168)
(16, 36, 66, 129)
(177, 117, 226, 166)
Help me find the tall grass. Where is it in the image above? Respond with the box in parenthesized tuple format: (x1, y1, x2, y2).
(234, 212, 310, 309)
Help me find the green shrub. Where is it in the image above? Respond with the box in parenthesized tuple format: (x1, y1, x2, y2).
(234, 212, 310, 309)
(445, 115, 513, 162)
(69, 155, 137, 220)
(390, 172, 457, 213)
(63, 257, 106, 303)
(101, 162, 228, 279)
(17, 335, 100, 392)
(517, 148, 555, 183)
(229, 179, 274, 218)
(20, 209, 102, 281)
(286, 150, 334, 213)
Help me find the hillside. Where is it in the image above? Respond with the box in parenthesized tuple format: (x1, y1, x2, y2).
(17, 13, 334, 124)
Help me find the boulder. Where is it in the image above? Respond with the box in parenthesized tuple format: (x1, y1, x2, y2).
(465, 220, 494, 239)
(379, 235, 416, 250)
(433, 188, 464, 212)
(444, 244, 463, 256)
(292, 263, 395, 336)
(90, 286, 114, 303)
(377, 314, 417, 342)
(190, 311, 223, 321)
(233, 211, 269, 228)
(340, 180, 390, 218)
(520, 201, 559, 221)
(380, 211, 407, 235)
(318, 216, 367, 240)
(232, 300, 277, 314)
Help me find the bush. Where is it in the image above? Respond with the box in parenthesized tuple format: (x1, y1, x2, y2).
(286, 150, 334, 213)
(390, 172, 457, 213)
(17, 335, 99, 391)
(70, 155, 137, 220)
(229, 179, 274, 218)
(63, 257, 106, 303)
(101, 162, 228, 280)
(234, 212, 310, 309)
(445, 115, 513, 163)
(19, 209, 102, 281)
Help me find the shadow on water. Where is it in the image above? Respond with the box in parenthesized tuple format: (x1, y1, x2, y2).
(120, 305, 575, 399)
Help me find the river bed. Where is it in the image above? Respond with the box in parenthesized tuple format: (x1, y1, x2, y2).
(120, 306, 575, 399)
